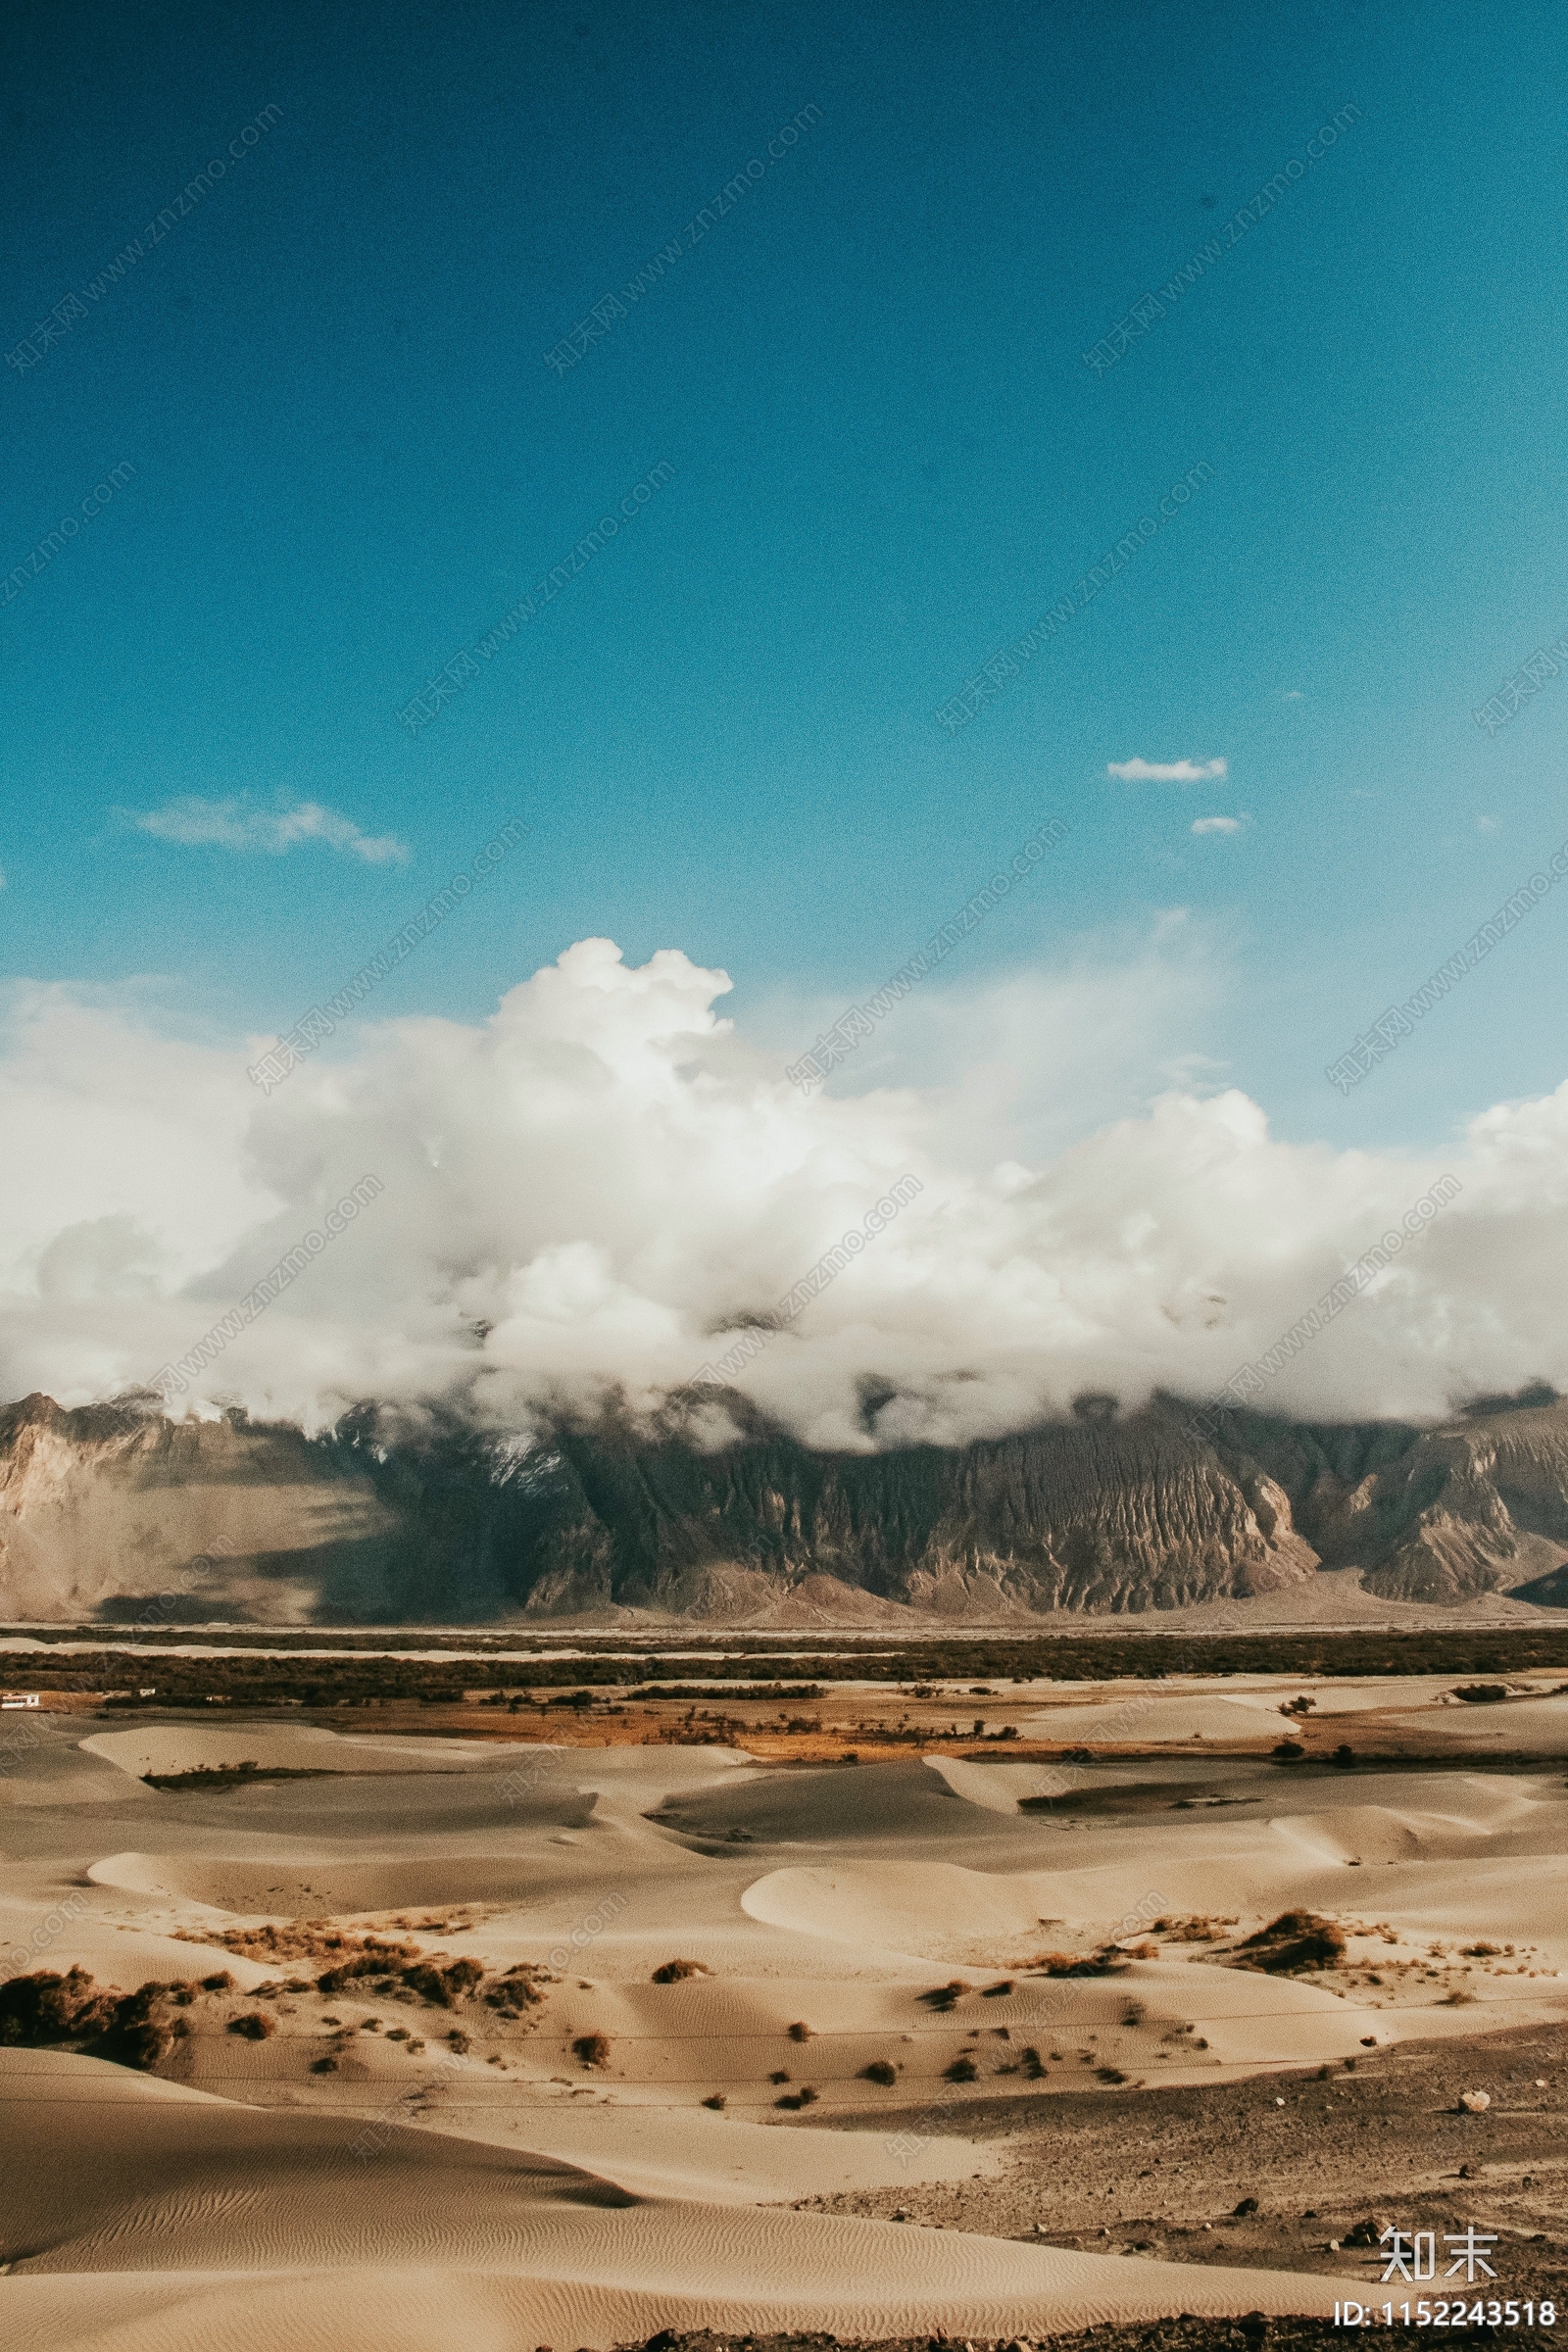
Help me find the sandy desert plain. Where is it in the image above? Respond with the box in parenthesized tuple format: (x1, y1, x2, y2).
(5, 1641, 1568, 2351)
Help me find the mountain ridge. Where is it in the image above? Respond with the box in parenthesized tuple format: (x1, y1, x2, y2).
(3, 1388, 1568, 1625)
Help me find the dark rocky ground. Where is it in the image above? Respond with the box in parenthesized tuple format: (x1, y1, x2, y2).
(781, 2024, 1568, 2330)
(619, 2325, 1540, 2352)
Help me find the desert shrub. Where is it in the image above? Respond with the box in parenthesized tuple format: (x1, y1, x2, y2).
(484, 1969, 546, 2015)
(921, 1980, 970, 2011)
(1464, 1942, 1501, 1957)
(386, 2027, 409, 2041)
(400, 1956, 484, 2007)
(652, 1959, 709, 1984)
(93, 1976, 177, 2070)
(227, 2011, 276, 2040)
(797, 2083, 818, 2103)
(312, 2055, 338, 2073)
(944, 2055, 978, 2082)
(447, 2029, 470, 2052)
(1233, 1912, 1347, 1974)
(1272, 1740, 1305, 1760)
(0, 1967, 110, 2045)
(769, 2069, 791, 2083)
(787, 2021, 812, 2042)
(1454, 1684, 1509, 1703)
(1122, 2000, 1147, 2027)
(1097, 2066, 1129, 2084)
(187, 1924, 417, 1967)
(318, 1956, 392, 1993)
(862, 2060, 898, 2085)
(702, 2091, 726, 2109)
(1020, 2045, 1045, 2079)
(201, 1970, 235, 1990)
(981, 1980, 1013, 1997)
(573, 2032, 611, 2067)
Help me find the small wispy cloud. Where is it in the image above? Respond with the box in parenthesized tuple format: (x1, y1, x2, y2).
(1107, 757, 1227, 782)
(122, 796, 410, 865)
(1191, 815, 1242, 835)
(1477, 816, 1499, 834)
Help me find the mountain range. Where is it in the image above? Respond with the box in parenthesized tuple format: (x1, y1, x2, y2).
(5, 1386, 1568, 1625)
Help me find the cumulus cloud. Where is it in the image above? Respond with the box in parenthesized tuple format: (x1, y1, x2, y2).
(1192, 816, 1241, 835)
(1107, 758, 1227, 783)
(122, 795, 409, 864)
(760, 910, 1225, 1167)
(3, 939, 1568, 1446)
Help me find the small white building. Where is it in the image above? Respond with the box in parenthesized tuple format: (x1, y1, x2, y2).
(1, 1692, 41, 1709)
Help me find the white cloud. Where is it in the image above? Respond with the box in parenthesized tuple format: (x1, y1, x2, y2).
(1107, 758, 1228, 782)
(759, 913, 1225, 1167)
(1478, 816, 1499, 834)
(4, 939, 1568, 1445)
(123, 796, 409, 865)
(1192, 816, 1241, 835)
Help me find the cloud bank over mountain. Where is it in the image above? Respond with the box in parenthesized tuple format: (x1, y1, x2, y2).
(2, 937, 1566, 1448)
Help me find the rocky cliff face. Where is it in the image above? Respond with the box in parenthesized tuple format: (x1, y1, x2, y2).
(2, 1388, 1565, 1625)
(1201, 1397, 1568, 1606)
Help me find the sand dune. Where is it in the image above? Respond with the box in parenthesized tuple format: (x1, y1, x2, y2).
(1, 2253, 1346, 2352)
(9, 1693, 1568, 2346)
(80, 1725, 515, 1779)
(86, 1847, 604, 1916)
(924, 1757, 1073, 1812)
(0, 2052, 1345, 2351)
(741, 1859, 1062, 1961)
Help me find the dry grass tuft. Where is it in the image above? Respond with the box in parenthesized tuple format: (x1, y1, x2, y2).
(177, 1923, 417, 1965)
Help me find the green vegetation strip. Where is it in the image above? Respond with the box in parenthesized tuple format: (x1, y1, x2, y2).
(10, 1627, 1568, 1704)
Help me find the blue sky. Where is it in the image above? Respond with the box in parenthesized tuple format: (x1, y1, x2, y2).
(5, 0, 1567, 1159)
